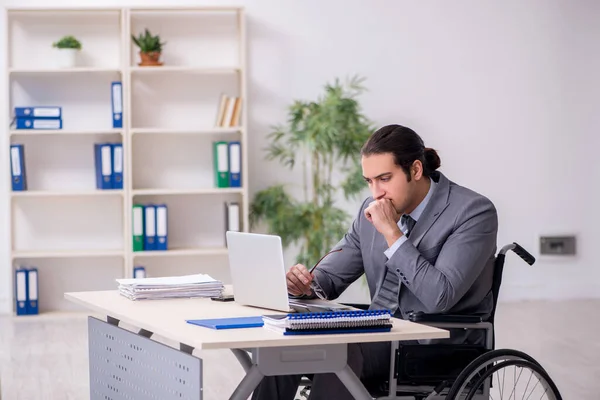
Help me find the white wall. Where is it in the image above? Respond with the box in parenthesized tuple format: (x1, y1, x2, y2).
(1, 0, 599, 313)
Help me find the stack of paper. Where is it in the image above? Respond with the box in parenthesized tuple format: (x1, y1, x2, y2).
(116, 273, 224, 301)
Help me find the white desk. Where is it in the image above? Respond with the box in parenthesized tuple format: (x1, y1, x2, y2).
(65, 290, 449, 400)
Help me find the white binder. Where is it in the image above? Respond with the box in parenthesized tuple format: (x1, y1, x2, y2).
(226, 202, 240, 232)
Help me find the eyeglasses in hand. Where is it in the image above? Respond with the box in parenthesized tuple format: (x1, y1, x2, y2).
(309, 248, 342, 300)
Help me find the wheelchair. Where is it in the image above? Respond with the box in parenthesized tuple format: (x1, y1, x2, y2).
(296, 242, 564, 400)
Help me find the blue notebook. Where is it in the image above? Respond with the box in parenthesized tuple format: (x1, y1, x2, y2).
(186, 316, 264, 330)
(262, 309, 393, 335)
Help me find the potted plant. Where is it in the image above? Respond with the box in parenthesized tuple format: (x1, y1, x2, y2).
(131, 29, 165, 66)
(250, 75, 374, 267)
(52, 35, 82, 68)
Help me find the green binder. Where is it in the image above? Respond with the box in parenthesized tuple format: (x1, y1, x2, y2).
(132, 204, 144, 251)
(213, 141, 229, 188)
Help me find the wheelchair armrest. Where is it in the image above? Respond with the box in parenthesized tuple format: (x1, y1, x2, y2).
(408, 311, 483, 324)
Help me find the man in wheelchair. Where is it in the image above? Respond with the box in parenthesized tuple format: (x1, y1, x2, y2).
(251, 124, 499, 400)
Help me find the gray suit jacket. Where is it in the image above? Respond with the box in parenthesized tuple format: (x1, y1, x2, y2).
(313, 171, 498, 345)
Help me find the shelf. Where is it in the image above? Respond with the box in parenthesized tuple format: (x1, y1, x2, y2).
(131, 127, 241, 135)
(130, 72, 239, 130)
(129, 6, 241, 13)
(4, 6, 247, 314)
(10, 72, 123, 132)
(12, 249, 124, 259)
(130, 66, 239, 74)
(133, 247, 228, 257)
(11, 257, 124, 312)
(132, 188, 243, 196)
(10, 129, 123, 136)
(11, 190, 123, 198)
(129, 8, 240, 70)
(9, 67, 122, 75)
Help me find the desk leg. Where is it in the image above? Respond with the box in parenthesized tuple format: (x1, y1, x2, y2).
(229, 365, 264, 400)
(231, 349, 252, 373)
(336, 365, 375, 399)
(229, 344, 372, 400)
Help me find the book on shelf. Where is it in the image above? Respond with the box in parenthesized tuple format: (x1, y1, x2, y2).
(214, 93, 242, 128)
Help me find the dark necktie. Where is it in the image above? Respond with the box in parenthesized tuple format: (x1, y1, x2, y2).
(401, 214, 416, 238)
(370, 214, 416, 313)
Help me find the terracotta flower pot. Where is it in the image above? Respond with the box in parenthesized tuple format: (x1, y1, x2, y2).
(139, 51, 162, 66)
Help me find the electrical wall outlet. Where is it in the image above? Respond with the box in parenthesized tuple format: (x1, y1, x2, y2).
(539, 236, 576, 255)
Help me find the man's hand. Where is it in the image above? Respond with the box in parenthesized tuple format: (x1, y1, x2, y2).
(286, 264, 314, 296)
(364, 198, 403, 246)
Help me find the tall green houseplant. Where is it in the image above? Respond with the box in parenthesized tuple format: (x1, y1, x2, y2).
(250, 76, 374, 267)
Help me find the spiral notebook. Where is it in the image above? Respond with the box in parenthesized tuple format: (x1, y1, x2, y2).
(262, 309, 393, 335)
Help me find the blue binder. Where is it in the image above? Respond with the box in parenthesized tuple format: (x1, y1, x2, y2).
(228, 141, 241, 187)
(111, 143, 123, 189)
(15, 268, 28, 316)
(133, 266, 146, 279)
(15, 106, 61, 119)
(144, 205, 157, 251)
(94, 143, 113, 189)
(15, 118, 62, 130)
(27, 268, 39, 315)
(186, 316, 264, 330)
(10, 144, 27, 191)
(155, 204, 168, 251)
(111, 82, 123, 128)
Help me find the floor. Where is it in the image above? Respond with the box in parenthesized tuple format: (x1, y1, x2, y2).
(0, 299, 598, 399)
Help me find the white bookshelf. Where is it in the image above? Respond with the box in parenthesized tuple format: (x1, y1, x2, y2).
(5, 7, 248, 313)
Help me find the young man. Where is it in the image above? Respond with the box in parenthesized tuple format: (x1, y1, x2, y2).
(252, 124, 498, 400)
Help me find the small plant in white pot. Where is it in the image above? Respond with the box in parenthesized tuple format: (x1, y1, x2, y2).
(52, 35, 82, 68)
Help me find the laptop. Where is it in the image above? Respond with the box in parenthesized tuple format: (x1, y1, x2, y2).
(225, 231, 350, 313)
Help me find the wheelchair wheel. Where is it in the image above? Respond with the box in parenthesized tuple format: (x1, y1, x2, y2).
(447, 359, 562, 400)
(445, 349, 562, 400)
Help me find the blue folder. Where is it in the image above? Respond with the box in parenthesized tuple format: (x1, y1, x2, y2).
(228, 141, 241, 187)
(186, 316, 264, 330)
(15, 268, 28, 316)
(94, 143, 113, 189)
(27, 267, 39, 315)
(111, 143, 123, 189)
(16, 117, 62, 130)
(10, 144, 27, 191)
(143, 204, 157, 251)
(15, 106, 61, 119)
(111, 82, 123, 128)
(155, 204, 168, 251)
